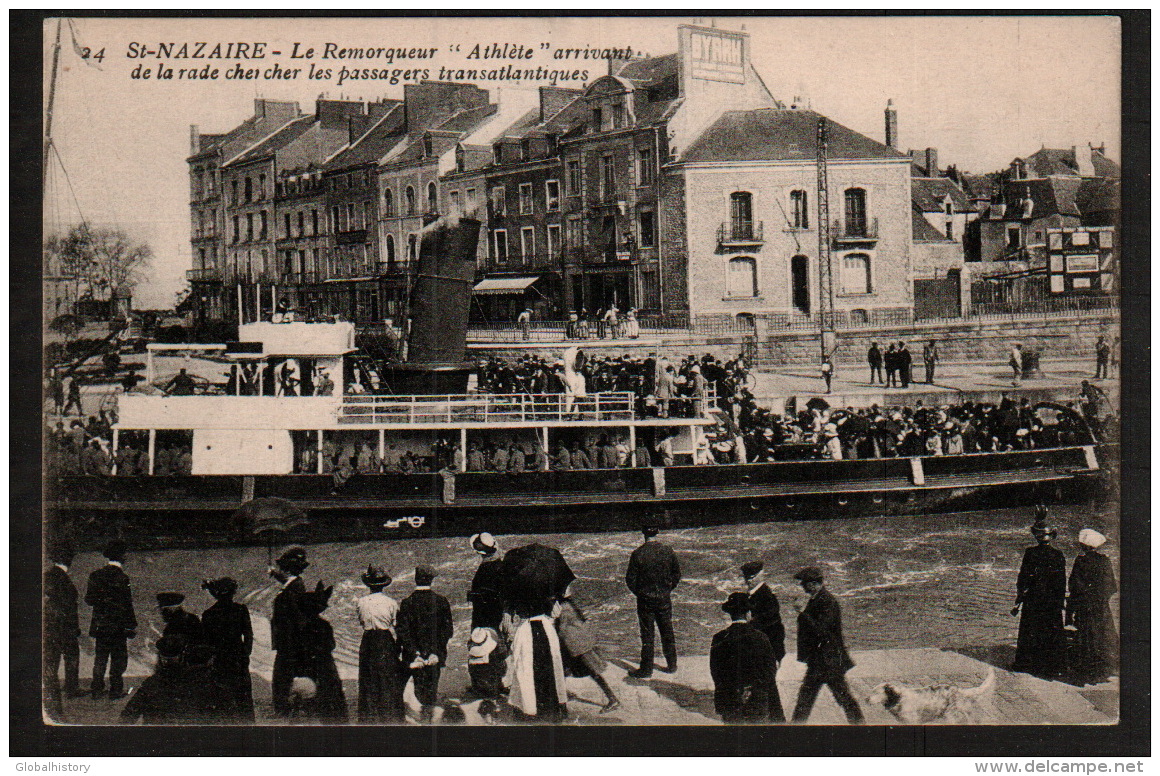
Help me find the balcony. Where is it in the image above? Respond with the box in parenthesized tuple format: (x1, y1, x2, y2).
(336, 229, 368, 245)
(717, 221, 765, 249)
(186, 267, 222, 283)
(833, 217, 879, 244)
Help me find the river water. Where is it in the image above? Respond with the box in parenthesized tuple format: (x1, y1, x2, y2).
(76, 503, 1118, 676)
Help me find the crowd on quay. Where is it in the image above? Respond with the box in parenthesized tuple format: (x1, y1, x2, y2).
(45, 507, 1118, 726)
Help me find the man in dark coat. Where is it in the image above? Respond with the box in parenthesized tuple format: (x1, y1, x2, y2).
(118, 636, 189, 724)
(867, 342, 883, 384)
(397, 565, 454, 721)
(85, 540, 137, 699)
(158, 592, 203, 645)
(626, 525, 682, 678)
(897, 342, 912, 388)
(884, 344, 898, 388)
(269, 546, 310, 716)
(742, 561, 786, 721)
(710, 592, 778, 723)
(1067, 529, 1118, 682)
(200, 577, 254, 721)
(467, 533, 505, 630)
(1011, 510, 1067, 679)
(44, 542, 81, 713)
(790, 566, 864, 724)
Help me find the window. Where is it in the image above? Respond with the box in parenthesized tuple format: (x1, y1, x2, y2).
(600, 154, 615, 198)
(231, 180, 238, 205)
(312, 209, 319, 236)
(405, 186, 416, 216)
(346, 203, 356, 230)
(364, 201, 373, 230)
(566, 215, 582, 247)
(637, 147, 654, 186)
(726, 257, 758, 298)
(465, 188, 478, 214)
(492, 229, 509, 263)
(246, 213, 254, 242)
(730, 192, 754, 240)
(638, 209, 656, 248)
(946, 220, 954, 240)
(566, 159, 581, 195)
(407, 234, 418, 261)
(1006, 226, 1022, 250)
(611, 101, 625, 129)
(791, 190, 809, 229)
(545, 180, 560, 212)
(449, 190, 461, 217)
(493, 143, 503, 164)
(260, 210, 268, 240)
(258, 174, 266, 200)
(284, 212, 292, 239)
(298, 211, 305, 238)
(385, 235, 396, 265)
(841, 253, 872, 294)
(519, 183, 533, 215)
(331, 206, 340, 234)
(427, 182, 438, 214)
(547, 224, 561, 258)
(244, 177, 253, 202)
(383, 189, 395, 217)
(591, 107, 603, 133)
(312, 247, 319, 276)
(844, 188, 868, 236)
(520, 139, 531, 161)
(490, 186, 506, 216)
(520, 226, 535, 263)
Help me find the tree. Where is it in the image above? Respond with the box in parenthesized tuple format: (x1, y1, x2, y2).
(44, 224, 152, 310)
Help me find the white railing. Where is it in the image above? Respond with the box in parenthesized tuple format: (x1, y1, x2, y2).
(338, 392, 638, 425)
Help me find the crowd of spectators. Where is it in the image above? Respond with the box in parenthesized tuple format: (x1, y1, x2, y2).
(45, 412, 195, 477)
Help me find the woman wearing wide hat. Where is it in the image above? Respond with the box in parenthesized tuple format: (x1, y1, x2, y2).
(356, 565, 404, 723)
(1011, 506, 1068, 679)
(200, 577, 254, 721)
(1066, 529, 1119, 683)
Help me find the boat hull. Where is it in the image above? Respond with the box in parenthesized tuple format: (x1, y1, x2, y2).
(45, 446, 1114, 549)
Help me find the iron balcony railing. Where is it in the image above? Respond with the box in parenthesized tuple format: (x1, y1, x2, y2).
(717, 221, 765, 246)
(338, 392, 638, 425)
(186, 268, 222, 282)
(833, 217, 879, 242)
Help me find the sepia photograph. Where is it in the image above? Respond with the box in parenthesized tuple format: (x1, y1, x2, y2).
(17, 10, 1146, 757)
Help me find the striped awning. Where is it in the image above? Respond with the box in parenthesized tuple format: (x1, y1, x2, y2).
(472, 276, 540, 295)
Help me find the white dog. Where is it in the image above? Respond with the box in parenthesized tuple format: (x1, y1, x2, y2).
(866, 667, 996, 724)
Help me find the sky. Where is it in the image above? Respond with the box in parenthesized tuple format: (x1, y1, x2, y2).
(42, 15, 1121, 308)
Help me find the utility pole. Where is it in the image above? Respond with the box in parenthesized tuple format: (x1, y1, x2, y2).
(44, 19, 63, 176)
(816, 116, 835, 359)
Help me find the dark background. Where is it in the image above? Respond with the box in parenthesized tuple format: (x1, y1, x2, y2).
(10, 9, 1150, 757)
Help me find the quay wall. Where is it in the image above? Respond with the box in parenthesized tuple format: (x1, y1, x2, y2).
(467, 312, 1119, 368)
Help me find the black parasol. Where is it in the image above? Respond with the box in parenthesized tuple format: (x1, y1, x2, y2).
(499, 543, 576, 618)
(233, 497, 310, 563)
(805, 396, 830, 412)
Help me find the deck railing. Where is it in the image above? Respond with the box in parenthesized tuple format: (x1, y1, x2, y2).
(339, 391, 639, 425)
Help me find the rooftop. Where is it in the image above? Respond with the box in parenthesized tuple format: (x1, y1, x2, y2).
(912, 177, 974, 213)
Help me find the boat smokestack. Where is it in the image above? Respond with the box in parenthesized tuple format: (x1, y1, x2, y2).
(407, 217, 481, 366)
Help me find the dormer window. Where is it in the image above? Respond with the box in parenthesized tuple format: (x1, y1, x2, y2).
(521, 139, 531, 161)
(456, 147, 465, 173)
(423, 135, 433, 156)
(493, 143, 503, 164)
(591, 107, 603, 133)
(611, 101, 625, 129)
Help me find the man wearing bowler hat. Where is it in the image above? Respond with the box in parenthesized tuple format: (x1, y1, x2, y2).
(269, 546, 310, 716)
(397, 565, 454, 722)
(790, 566, 864, 724)
(710, 592, 778, 723)
(626, 524, 682, 678)
(85, 540, 137, 699)
(742, 560, 786, 721)
(157, 592, 203, 646)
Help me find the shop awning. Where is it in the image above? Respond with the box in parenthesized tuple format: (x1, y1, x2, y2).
(472, 276, 541, 295)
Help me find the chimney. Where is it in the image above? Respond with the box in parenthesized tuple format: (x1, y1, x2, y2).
(1074, 144, 1095, 177)
(925, 147, 938, 177)
(884, 99, 898, 149)
(190, 124, 200, 155)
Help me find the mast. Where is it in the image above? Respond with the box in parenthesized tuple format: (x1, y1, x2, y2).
(816, 115, 834, 358)
(44, 18, 63, 175)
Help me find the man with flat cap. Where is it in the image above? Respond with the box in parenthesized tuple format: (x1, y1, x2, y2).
(626, 524, 682, 678)
(200, 577, 254, 721)
(269, 546, 310, 716)
(158, 592, 203, 646)
(44, 542, 82, 712)
(397, 565, 454, 722)
(742, 561, 786, 721)
(790, 566, 864, 724)
(710, 592, 778, 723)
(467, 533, 506, 631)
(85, 540, 137, 699)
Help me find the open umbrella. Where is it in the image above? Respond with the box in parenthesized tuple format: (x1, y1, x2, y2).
(499, 543, 576, 618)
(233, 497, 310, 564)
(805, 396, 830, 412)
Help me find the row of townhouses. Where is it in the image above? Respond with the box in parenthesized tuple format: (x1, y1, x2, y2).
(185, 24, 1119, 333)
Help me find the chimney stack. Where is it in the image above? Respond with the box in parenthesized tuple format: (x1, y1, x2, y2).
(190, 124, 200, 155)
(1074, 144, 1095, 177)
(884, 99, 898, 149)
(925, 148, 938, 177)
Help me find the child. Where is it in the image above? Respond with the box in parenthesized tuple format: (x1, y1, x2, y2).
(466, 626, 508, 700)
(555, 584, 620, 713)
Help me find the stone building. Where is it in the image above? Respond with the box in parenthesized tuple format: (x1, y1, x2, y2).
(675, 108, 914, 325)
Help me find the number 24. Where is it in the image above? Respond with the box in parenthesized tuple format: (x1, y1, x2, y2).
(80, 46, 106, 63)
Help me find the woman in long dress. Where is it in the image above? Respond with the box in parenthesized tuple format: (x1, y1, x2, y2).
(506, 613, 568, 723)
(1011, 510, 1067, 679)
(296, 582, 349, 722)
(555, 584, 619, 713)
(356, 566, 404, 723)
(1067, 529, 1119, 682)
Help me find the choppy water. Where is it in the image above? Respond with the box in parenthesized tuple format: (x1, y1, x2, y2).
(72, 504, 1119, 675)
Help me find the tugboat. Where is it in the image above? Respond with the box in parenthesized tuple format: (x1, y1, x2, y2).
(45, 217, 1109, 549)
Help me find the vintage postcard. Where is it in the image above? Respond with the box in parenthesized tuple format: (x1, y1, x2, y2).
(32, 12, 1135, 751)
